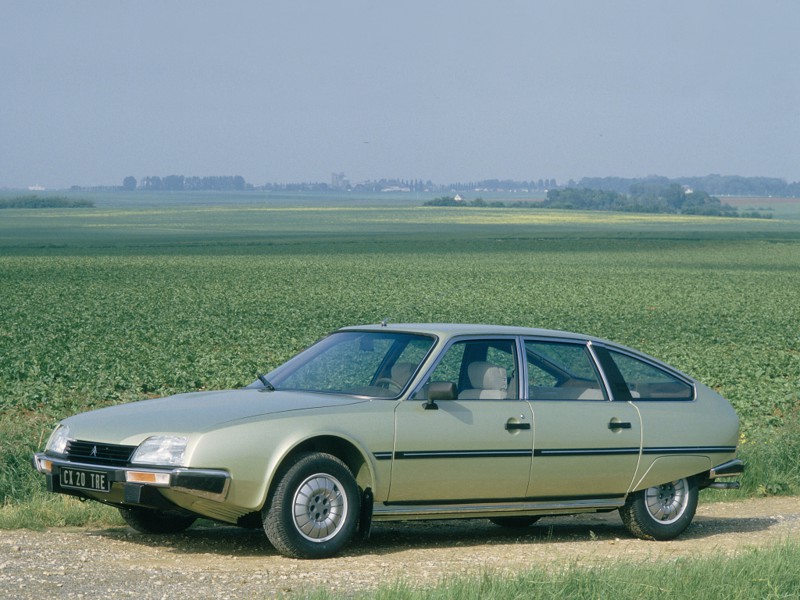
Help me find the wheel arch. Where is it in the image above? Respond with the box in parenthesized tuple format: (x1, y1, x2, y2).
(261, 434, 375, 511)
(629, 455, 712, 493)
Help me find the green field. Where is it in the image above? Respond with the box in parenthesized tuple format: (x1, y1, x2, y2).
(1, 192, 799, 521)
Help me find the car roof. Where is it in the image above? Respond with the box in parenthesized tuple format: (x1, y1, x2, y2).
(339, 323, 694, 382)
(339, 323, 603, 343)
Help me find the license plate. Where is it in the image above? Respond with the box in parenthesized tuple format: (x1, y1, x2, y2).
(59, 467, 111, 493)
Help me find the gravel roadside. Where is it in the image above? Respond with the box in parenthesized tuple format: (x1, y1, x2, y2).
(1, 496, 798, 599)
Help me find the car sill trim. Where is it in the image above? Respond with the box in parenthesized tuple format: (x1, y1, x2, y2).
(372, 497, 625, 521)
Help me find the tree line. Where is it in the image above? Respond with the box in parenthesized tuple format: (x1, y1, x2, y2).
(424, 183, 772, 218)
(576, 175, 800, 198)
(111, 173, 799, 197)
(542, 185, 748, 216)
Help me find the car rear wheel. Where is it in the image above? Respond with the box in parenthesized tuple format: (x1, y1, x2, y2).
(119, 507, 196, 534)
(619, 477, 698, 540)
(263, 452, 360, 559)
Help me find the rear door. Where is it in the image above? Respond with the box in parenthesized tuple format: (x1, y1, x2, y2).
(524, 339, 642, 499)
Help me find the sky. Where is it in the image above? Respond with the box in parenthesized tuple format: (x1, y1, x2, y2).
(2, 1, 799, 189)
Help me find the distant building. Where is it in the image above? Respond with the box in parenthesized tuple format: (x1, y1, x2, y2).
(331, 172, 349, 190)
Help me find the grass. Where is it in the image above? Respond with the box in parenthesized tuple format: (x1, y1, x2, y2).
(304, 541, 800, 600)
(0, 494, 121, 530)
(1, 193, 799, 525)
(737, 415, 800, 497)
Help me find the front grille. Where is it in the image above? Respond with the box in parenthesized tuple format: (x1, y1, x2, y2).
(66, 440, 136, 466)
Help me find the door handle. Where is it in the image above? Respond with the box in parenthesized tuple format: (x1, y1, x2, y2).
(608, 420, 632, 430)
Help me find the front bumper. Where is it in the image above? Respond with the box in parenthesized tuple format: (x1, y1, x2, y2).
(33, 452, 231, 505)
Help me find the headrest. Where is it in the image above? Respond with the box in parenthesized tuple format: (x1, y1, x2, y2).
(467, 361, 507, 391)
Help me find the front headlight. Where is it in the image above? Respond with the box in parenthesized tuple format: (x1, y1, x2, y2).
(45, 424, 71, 456)
(131, 436, 188, 467)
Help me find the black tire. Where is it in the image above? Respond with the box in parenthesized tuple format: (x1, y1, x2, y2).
(489, 516, 540, 529)
(263, 452, 360, 559)
(119, 507, 196, 534)
(619, 477, 698, 541)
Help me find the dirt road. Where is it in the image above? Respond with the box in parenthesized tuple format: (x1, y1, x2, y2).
(2, 496, 798, 599)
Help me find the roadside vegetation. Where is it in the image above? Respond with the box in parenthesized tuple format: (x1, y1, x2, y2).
(1, 195, 799, 529)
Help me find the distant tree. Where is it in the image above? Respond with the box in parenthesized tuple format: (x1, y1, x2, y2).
(140, 176, 162, 190)
(122, 176, 137, 191)
(163, 175, 185, 191)
(424, 196, 461, 206)
(542, 185, 741, 217)
(544, 188, 625, 210)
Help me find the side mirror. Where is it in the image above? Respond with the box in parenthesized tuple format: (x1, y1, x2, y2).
(424, 381, 457, 409)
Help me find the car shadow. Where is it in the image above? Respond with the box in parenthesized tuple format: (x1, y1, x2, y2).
(94, 523, 274, 557)
(92, 510, 780, 558)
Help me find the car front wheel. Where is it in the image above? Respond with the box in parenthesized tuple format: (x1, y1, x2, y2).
(263, 452, 360, 559)
(619, 477, 698, 541)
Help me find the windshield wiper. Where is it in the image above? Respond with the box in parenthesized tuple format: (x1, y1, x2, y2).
(257, 373, 275, 391)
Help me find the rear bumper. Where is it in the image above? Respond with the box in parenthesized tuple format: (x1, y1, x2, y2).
(33, 452, 230, 504)
(709, 458, 745, 479)
(703, 458, 745, 490)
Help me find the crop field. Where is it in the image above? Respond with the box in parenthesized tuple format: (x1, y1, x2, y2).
(1, 193, 799, 517)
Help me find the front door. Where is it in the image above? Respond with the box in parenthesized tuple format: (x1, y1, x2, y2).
(388, 338, 534, 502)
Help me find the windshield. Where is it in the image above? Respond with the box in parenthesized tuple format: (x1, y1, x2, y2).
(264, 331, 436, 397)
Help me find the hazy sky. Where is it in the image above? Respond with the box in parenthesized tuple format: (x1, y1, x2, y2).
(2, 1, 799, 189)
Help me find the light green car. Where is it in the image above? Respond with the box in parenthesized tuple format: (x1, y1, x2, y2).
(34, 323, 743, 558)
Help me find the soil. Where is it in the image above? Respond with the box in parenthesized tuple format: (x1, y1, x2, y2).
(1, 496, 798, 599)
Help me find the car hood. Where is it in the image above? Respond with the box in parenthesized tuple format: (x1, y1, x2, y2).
(61, 389, 370, 444)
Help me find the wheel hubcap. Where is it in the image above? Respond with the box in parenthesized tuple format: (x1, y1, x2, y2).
(292, 473, 348, 542)
(644, 478, 689, 524)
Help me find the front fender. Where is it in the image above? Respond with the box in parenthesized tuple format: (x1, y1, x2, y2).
(188, 403, 394, 511)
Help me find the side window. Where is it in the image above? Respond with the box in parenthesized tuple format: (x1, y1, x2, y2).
(525, 341, 606, 400)
(606, 350, 694, 401)
(413, 339, 518, 400)
(426, 342, 466, 389)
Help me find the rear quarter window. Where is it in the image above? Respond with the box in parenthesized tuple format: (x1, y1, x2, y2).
(605, 349, 694, 401)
